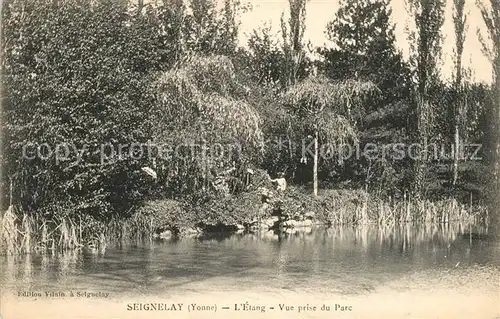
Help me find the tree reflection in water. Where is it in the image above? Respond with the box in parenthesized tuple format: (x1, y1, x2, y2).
(0, 222, 497, 296)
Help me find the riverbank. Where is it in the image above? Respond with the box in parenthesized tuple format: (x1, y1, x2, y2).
(0, 186, 490, 255)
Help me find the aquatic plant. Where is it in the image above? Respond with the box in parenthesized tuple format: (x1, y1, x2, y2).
(0, 206, 18, 254)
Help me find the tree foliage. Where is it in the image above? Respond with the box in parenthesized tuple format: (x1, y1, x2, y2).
(477, 0, 500, 207)
(245, 24, 287, 87)
(152, 55, 264, 196)
(2, 0, 162, 217)
(320, 0, 411, 107)
(280, 0, 310, 87)
(282, 75, 377, 195)
(406, 0, 446, 196)
(0, 0, 250, 216)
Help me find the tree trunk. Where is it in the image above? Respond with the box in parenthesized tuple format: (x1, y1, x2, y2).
(453, 66, 462, 188)
(494, 64, 500, 206)
(9, 177, 13, 207)
(413, 93, 428, 197)
(453, 123, 459, 186)
(451, 0, 466, 188)
(453, 45, 463, 187)
(313, 129, 318, 197)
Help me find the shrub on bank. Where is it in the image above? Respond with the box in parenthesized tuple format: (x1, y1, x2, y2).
(118, 186, 489, 237)
(130, 185, 486, 236)
(133, 191, 264, 235)
(0, 187, 489, 255)
(130, 199, 193, 237)
(277, 187, 371, 225)
(2, 1, 162, 218)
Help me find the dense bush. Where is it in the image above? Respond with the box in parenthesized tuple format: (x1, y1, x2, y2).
(1, 0, 167, 218)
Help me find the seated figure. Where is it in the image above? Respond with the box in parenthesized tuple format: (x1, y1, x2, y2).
(270, 172, 287, 192)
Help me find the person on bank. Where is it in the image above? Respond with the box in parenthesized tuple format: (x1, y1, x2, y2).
(270, 172, 287, 192)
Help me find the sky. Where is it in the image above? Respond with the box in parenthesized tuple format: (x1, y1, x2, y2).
(237, 0, 495, 84)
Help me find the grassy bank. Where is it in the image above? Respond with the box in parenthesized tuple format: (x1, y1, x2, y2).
(0, 186, 489, 255)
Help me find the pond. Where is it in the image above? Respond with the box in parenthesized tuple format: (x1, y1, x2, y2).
(1, 223, 499, 319)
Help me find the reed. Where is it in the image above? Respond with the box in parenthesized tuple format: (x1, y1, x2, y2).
(282, 188, 489, 227)
(20, 213, 33, 253)
(0, 208, 112, 255)
(0, 187, 492, 255)
(0, 206, 18, 255)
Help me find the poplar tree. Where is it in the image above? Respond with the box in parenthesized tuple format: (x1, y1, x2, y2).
(406, 0, 446, 197)
(477, 0, 500, 209)
(280, 0, 309, 87)
(451, 0, 468, 186)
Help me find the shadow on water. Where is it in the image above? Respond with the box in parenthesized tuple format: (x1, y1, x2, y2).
(1, 222, 499, 296)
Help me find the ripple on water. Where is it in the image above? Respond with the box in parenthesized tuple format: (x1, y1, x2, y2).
(0, 224, 499, 299)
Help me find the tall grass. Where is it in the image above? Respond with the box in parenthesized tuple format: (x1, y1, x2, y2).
(278, 187, 489, 227)
(0, 188, 491, 255)
(1, 206, 17, 255)
(0, 207, 107, 255)
(0, 205, 165, 255)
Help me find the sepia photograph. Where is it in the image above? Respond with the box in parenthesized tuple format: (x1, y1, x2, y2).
(0, 0, 499, 318)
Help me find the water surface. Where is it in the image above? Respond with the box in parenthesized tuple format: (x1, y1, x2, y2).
(1, 223, 498, 298)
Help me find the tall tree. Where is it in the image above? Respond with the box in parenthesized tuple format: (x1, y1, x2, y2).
(185, 0, 219, 53)
(317, 0, 411, 195)
(220, 0, 239, 55)
(406, 0, 446, 197)
(183, 0, 244, 56)
(320, 0, 410, 108)
(246, 24, 287, 86)
(158, 0, 187, 64)
(280, 0, 308, 87)
(451, 0, 468, 186)
(477, 0, 500, 208)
